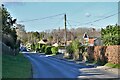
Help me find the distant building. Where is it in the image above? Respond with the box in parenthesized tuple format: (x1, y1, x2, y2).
(94, 38, 103, 46)
(83, 32, 89, 46)
(52, 43, 59, 47)
(88, 38, 96, 46)
(38, 39, 47, 44)
(83, 30, 102, 46)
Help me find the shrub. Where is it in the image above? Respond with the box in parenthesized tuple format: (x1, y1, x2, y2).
(72, 40, 80, 52)
(66, 44, 73, 59)
(95, 57, 106, 66)
(36, 43, 40, 49)
(66, 44, 73, 54)
(31, 43, 35, 51)
(35, 43, 40, 52)
(82, 52, 88, 62)
(72, 40, 80, 60)
(45, 46, 52, 54)
(51, 47, 58, 54)
(36, 48, 40, 52)
(41, 45, 46, 53)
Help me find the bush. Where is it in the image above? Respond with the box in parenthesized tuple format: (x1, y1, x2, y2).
(36, 48, 40, 52)
(72, 40, 80, 52)
(66, 44, 73, 59)
(51, 47, 58, 54)
(95, 57, 106, 66)
(66, 44, 73, 54)
(36, 43, 40, 49)
(41, 45, 46, 53)
(31, 43, 35, 51)
(72, 40, 80, 60)
(45, 46, 52, 54)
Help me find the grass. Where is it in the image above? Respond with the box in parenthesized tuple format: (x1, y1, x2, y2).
(50, 54, 56, 56)
(105, 63, 120, 69)
(2, 53, 32, 78)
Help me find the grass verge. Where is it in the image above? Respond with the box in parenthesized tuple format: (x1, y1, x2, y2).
(105, 63, 120, 69)
(2, 53, 32, 78)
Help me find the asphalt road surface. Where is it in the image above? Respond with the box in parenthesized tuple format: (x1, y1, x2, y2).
(24, 52, 119, 79)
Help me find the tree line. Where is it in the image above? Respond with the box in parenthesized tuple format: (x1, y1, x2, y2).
(101, 24, 120, 46)
(1, 4, 20, 55)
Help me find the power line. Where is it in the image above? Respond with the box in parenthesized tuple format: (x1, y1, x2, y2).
(50, 17, 64, 29)
(94, 9, 117, 18)
(84, 11, 120, 25)
(68, 9, 118, 24)
(17, 13, 65, 23)
(17, 10, 119, 31)
(67, 11, 119, 27)
(66, 20, 73, 28)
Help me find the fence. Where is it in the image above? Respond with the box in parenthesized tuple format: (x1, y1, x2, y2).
(2, 42, 19, 55)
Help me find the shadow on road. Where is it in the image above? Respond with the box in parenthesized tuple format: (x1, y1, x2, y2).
(23, 52, 119, 79)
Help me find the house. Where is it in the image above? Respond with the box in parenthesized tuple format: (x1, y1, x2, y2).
(94, 38, 103, 46)
(38, 39, 47, 45)
(83, 29, 102, 46)
(88, 37, 96, 46)
(52, 43, 59, 47)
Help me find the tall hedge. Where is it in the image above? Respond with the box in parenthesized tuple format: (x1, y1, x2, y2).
(101, 24, 120, 46)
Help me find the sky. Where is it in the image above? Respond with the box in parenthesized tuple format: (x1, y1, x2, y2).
(2, 2, 119, 32)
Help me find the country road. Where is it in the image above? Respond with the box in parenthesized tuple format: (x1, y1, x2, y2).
(24, 52, 119, 79)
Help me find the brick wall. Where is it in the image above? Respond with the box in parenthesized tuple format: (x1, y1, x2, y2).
(87, 45, 120, 64)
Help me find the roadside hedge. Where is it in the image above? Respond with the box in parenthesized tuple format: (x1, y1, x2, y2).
(51, 47, 58, 54)
(41, 45, 46, 53)
(45, 46, 52, 54)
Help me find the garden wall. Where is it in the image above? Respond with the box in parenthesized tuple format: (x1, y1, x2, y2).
(87, 45, 120, 64)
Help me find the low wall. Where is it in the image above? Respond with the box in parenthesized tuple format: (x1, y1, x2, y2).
(87, 45, 120, 64)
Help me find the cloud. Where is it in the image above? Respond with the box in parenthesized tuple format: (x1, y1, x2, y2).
(85, 13, 91, 17)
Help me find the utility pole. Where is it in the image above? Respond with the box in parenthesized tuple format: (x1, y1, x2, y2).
(64, 14, 67, 53)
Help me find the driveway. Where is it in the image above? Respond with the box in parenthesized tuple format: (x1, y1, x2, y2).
(24, 52, 119, 79)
